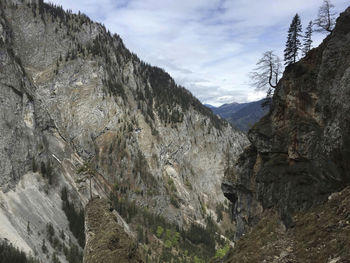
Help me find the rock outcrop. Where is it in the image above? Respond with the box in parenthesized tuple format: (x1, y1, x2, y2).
(221, 186, 350, 263)
(222, 6, 350, 240)
(84, 198, 144, 263)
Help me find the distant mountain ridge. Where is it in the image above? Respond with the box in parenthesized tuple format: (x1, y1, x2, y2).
(206, 100, 269, 132)
(203, 104, 217, 110)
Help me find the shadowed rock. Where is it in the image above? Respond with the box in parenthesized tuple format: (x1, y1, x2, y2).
(223, 7, 350, 238)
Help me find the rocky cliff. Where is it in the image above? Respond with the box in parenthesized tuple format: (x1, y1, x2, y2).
(0, 0, 248, 262)
(222, 4, 350, 248)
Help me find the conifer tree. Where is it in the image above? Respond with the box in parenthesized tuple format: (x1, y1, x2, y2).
(284, 14, 302, 65)
(302, 21, 313, 56)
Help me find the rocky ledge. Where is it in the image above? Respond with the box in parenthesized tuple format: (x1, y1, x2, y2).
(84, 198, 144, 263)
(221, 186, 350, 262)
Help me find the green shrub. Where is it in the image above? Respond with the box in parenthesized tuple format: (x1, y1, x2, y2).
(215, 243, 230, 259)
(164, 240, 172, 249)
(156, 226, 164, 238)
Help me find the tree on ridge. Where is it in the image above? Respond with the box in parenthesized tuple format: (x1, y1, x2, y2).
(314, 0, 336, 33)
(249, 50, 282, 107)
(284, 13, 302, 65)
(302, 21, 313, 56)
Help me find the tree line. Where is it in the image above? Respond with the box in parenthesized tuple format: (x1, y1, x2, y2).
(0, 240, 38, 263)
(250, 0, 337, 105)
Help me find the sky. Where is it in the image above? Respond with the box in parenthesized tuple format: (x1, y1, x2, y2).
(48, 0, 349, 106)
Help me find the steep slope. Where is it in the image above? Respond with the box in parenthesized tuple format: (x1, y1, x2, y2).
(227, 99, 268, 132)
(212, 102, 248, 120)
(208, 100, 269, 132)
(219, 186, 350, 263)
(0, 2, 109, 262)
(84, 198, 144, 263)
(204, 104, 217, 110)
(0, 0, 248, 262)
(222, 5, 350, 254)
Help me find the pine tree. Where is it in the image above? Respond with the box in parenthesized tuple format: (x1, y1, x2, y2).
(302, 21, 313, 56)
(284, 14, 302, 65)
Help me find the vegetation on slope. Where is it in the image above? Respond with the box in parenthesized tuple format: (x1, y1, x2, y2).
(0, 240, 38, 263)
(209, 100, 269, 132)
(110, 191, 228, 263)
(84, 198, 144, 263)
(1, 2, 241, 262)
(20, 0, 227, 131)
(220, 186, 350, 263)
(61, 187, 85, 248)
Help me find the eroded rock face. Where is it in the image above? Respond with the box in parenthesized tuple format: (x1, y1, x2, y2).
(1, 0, 248, 226)
(0, 0, 248, 260)
(222, 145, 263, 239)
(223, 7, 350, 238)
(84, 198, 144, 263)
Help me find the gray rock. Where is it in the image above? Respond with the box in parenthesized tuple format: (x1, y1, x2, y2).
(0, 0, 249, 259)
(222, 7, 350, 237)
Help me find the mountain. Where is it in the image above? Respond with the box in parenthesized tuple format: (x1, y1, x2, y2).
(221, 6, 350, 262)
(212, 102, 247, 119)
(0, 1, 248, 262)
(204, 104, 217, 110)
(3, 1, 349, 262)
(226, 99, 269, 132)
(207, 100, 269, 132)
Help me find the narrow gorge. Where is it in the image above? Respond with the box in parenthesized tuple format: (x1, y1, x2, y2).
(1, 0, 350, 263)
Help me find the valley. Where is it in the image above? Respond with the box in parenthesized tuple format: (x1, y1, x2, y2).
(1, 0, 350, 262)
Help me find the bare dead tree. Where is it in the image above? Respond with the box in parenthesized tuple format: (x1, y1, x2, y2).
(314, 0, 336, 33)
(250, 51, 282, 107)
(250, 50, 282, 106)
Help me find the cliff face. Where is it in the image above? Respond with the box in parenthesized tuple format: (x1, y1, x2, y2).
(0, 0, 248, 262)
(222, 7, 350, 240)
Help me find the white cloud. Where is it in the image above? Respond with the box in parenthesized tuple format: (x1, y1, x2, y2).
(48, 0, 349, 105)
